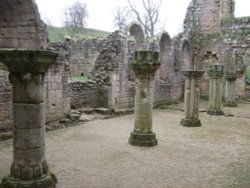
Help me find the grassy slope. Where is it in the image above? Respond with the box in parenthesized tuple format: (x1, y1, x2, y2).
(47, 26, 110, 43)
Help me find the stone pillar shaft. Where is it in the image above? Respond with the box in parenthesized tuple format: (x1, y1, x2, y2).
(181, 71, 204, 127)
(129, 50, 160, 147)
(224, 71, 237, 107)
(134, 76, 153, 132)
(0, 49, 57, 188)
(10, 73, 48, 180)
(207, 64, 224, 115)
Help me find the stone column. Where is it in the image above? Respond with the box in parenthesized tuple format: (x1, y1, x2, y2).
(181, 70, 204, 127)
(0, 49, 58, 188)
(129, 50, 160, 147)
(207, 64, 224, 115)
(224, 71, 237, 107)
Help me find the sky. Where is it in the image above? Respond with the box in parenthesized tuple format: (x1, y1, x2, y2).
(35, 0, 249, 37)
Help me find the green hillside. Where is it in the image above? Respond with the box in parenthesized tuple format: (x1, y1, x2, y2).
(47, 26, 110, 43)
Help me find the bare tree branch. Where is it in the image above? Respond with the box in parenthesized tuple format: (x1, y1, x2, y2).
(64, 1, 89, 37)
(127, 0, 162, 37)
(113, 6, 131, 30)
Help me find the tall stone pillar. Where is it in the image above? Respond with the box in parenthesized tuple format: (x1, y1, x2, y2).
(224, 71, 237, 107)
(129, 51, 160, 147)
(181, 70, 204, 127)
(0, 49, 58, 188)
(207, 64, 224, 115)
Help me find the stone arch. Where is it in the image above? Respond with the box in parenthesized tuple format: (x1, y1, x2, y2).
(128, 22, 145, 47)
(181, 40, 193, 70)
(127, 23, 146, 83)
(202, 51, 219, 69)
(159, 32, 172, 81)
(0, 0, 48, 49)
(200, 51, 219, 97)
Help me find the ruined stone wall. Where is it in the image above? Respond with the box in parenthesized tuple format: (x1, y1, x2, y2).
(0, 64, 12, 130)
(182, 0, 250, 98)
(45, 44, 71, 122)
(69, 39, 105, 76)
(184, 0, 220, 33)
(222, 16, 250, 97)
(62, 26, 184, 110)
(0, 0, 48, 49)
(89, 31, 133, 110)
(70, 80, 98, 109)
(153, 33, 184, 105)
(0, 0, 49, 129)
(184, 0, 235, 34)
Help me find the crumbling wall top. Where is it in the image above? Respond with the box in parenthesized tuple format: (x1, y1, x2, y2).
(0, 0, 48, 49)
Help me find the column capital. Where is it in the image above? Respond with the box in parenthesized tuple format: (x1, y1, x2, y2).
(182, 70, 204, 79)
(132, 50, 160, 77)
(0, 48, 58, 73)
(207, 64, 224, 78)
(224, 70, 237, 81)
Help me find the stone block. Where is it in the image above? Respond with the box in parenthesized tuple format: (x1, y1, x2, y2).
(13, 127, 45, 149)
(14, 147, 45, 166)
(13, 103, 45, 129)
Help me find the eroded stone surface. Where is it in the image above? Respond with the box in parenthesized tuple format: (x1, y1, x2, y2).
(129, 51, 160, 147)
(207, 64, 224, 116)
(181, 70, 204, 127)
(0, 49, 57, 187)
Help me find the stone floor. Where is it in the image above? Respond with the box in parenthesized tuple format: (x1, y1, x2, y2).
(0, 102, 250, 188)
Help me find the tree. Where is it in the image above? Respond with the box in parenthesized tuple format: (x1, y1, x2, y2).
(64, 1, 88, 37)
(113, 7, 131, 30)
(127, 0, 162, 37)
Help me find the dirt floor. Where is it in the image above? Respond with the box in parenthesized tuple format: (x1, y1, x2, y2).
(0, 102, 250, 188)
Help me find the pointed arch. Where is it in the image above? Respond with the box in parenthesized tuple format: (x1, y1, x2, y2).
(159, 31, 172, 81)
(128, 22, 145, 45)
(181, 40, 193, 70)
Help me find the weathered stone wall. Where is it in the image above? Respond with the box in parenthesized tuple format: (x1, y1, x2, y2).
(0, 0, 73, 130)
(0, 0, 49, 129)
(0, 64, 12, 130)
(45, 43, 71, 122)
(182, 0, 250, 98)
(0, 0, 48, 49)
(69, 39, 105, 76)
(70, 80, 98, 109)
(184, 0, 234, 34)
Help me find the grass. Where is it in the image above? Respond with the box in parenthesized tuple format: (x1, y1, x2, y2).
(48, 26, 110, 43)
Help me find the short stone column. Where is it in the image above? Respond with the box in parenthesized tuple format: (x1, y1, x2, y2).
(129, 50, 160, 147)
(181, 70, 204, 127)
(207, 64, 224, 115)
(224, 71, 237, 107)
(0, 49, 58, 188)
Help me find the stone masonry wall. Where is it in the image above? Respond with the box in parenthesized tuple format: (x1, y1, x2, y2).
(184, 0, 234, 34)
(45, 43, 71, 122)
(182, 0, 250, 98)
(70, 81, 98, 109)
(0, 64, 12, 130)
(69, 39, 105, 76)
(0, 0, 49, 130)
(0, 0, 48, 49)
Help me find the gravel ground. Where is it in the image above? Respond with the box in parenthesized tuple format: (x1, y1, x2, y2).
(0, 102, 250, 188)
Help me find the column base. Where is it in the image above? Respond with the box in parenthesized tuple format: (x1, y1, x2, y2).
(129, 132, 157, 147)
(180, 118, 201, 127)
(0, 173, 57, 188)
(223, 102, 237, 107)
(207, 109, 224, 116)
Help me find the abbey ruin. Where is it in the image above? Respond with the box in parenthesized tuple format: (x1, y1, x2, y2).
(0, 0, 249, 131)
(0, 0, 249, 187)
